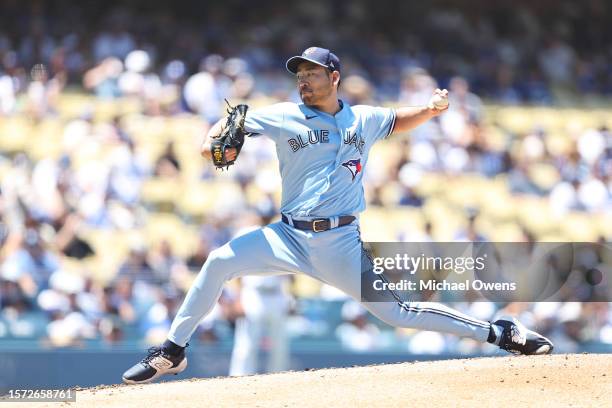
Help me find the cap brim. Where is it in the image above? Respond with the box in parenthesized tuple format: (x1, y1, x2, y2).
(285, 56, 329, 74)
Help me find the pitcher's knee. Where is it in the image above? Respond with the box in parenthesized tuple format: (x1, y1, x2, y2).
(363, 301, 415, 328)
(197, 246, 235, 281)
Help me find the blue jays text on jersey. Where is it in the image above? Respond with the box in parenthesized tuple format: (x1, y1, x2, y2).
(342, 129, 365, 155)
(243, 100, 396, 218)
(288, 129, 330, 152)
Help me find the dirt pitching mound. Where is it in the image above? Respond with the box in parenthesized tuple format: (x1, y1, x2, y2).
(36, 354, 612, 407)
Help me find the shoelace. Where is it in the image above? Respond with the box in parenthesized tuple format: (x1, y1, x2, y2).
(142, 347, 163, 364)
(510, 326, 526, 345)
(503, 326, 527, 354)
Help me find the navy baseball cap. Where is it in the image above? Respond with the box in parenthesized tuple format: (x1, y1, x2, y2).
(286, 47, 341, 74)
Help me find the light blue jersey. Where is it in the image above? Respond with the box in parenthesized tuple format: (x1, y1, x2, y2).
(244, 100, 396, 217)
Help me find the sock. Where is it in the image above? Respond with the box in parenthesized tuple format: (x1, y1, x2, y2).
(162, 339, 186, 356)
(487, 323, 502, 345)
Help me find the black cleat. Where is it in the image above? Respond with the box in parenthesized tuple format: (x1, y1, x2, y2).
(493, 317, 554, 355)
(122, 346, 187, 384)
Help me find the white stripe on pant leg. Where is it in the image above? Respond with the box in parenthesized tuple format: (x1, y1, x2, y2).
(379, 271, 491, 329)
(399, 303, 491, 329)
(309, 228, 492, 344)
(362, 301, 491, 342)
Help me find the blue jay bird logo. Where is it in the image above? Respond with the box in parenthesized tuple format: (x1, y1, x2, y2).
(342, 159, 362, 181)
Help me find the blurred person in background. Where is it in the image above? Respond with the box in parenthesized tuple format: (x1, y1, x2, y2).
(335, 301, 381, 352)
(53, 211, 95, 260)
(118, 49, 163, 115)
(143, 287, 182, 345)
(0, 277, 42, 338)
(454, 210, 488, 242)
(398, 68, 440, 143)
(99, 315, 125, 344)
(154, 141, 181, 178)
(341, 74, 375, 106)
(229, 215, 292, 376)
(42, 270, 96, 346)
(229, 274, 292, 376)
(109, 277, 139, 326)
(183, 55, 232, 124)
(0, 67, 16, 114)
(223, 57, 255, 101)
(83, 57, 123, 99)
(116, 242, 155, 283)
(149, 239, 185, 284)
(92, 10, 135, 62)
(27, 63, 64, 121)
(447, 76, 483, 124)
(160, 59, 189, 114)
(2, 228, 60, 295)
(185, 237, 211, 272)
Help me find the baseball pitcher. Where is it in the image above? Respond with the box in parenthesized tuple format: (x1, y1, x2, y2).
(122, 47, 553, 384)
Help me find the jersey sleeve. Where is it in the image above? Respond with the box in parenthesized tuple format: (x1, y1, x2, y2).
(363, 106, 397, 142)
(243, 103, 285, 141)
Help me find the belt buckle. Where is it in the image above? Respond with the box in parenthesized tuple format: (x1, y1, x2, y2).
(312, 219, 326, 232)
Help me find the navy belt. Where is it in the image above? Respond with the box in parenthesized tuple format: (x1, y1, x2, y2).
(281, 214, 355, 232)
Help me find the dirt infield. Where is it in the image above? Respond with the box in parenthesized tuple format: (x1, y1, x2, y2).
(30, 354, 612, 407)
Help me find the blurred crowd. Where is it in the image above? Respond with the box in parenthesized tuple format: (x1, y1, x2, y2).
(0, 0, 611, 357)
(1, 0, 612, 109)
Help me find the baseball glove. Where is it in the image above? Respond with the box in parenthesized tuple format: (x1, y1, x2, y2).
(210, 101, 249, 169)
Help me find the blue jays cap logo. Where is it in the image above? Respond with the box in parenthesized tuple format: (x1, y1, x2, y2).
(342, 158, 362, 181)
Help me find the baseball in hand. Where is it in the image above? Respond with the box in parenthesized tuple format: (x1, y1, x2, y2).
(429, 88, 449, 111)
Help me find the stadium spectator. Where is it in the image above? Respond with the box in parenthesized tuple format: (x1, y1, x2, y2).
(3, 228, 60, 293)
(454, 211, 488, 242)
(83, 57, 123, 99)
(116, 243, 155, 283)
(336, 301, 381, 352)
(154, 141, 181, 178)
(183, 55, 232, 123)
